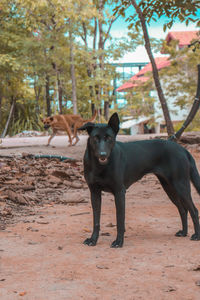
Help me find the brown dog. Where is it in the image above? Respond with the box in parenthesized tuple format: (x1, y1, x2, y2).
(42, 110, 97, 146)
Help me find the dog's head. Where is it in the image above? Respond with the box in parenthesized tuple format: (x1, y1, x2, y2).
(78, 112, 120, 165)
(42, 116, 54, 130)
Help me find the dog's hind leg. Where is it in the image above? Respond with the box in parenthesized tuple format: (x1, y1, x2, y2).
(71, 124, 80, 146)
(84, 187, 102, 246)
(171, 180, 200, 240)
(157, 175, 188, 237)
(60, 115, 73, 146)
(72, 134, 80, 146)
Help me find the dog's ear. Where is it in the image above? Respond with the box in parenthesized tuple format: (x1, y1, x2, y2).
(50, 117, 54, 121)
(78, 122, 95, 134)
(108, 113, 120, 134)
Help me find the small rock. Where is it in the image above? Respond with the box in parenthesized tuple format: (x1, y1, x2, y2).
(106, 222, 116, 227)
(193, 266, 200, 271)
(195, 280, 200, 286)
(61, 191, 87, 204)
(164, 286, 176, 292)
(96, 265, 109, 270)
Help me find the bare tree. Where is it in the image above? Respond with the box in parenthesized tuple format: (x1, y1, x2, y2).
(69, 24, 78, 115)
(80, 0, 121, 118)
(1, 97, 15, 138)
(131, 0, 174, 136)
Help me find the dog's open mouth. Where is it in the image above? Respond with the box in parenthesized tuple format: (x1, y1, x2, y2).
(98, 157, 108, 165)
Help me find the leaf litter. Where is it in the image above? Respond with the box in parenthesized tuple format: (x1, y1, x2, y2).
(0, 154, 87, 229)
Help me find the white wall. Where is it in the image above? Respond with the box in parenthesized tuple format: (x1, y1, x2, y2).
(151, 90, 189, 124)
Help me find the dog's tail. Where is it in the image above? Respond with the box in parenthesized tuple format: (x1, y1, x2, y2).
(84, 110, 97, 124)
(187, 151, 200, 195)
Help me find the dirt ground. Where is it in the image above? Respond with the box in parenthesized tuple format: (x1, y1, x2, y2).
(1, 134, 200, 300)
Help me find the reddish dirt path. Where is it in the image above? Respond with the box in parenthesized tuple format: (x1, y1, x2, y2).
(1, 135, 200, 299)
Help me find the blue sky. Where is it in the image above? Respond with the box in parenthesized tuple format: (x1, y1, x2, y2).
(110, 10, 199, 63)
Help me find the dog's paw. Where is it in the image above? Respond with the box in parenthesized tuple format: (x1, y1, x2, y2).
(83, 238, 97, 246)
(175, 230, 187, 237)
(110, 239, 123, 248)
(190, 233, 200, 241)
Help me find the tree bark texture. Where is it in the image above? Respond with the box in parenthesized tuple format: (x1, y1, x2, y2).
(171, 64, 200, 140)
(45, 75, 51, 117)
(69, 23, 77, 115)
(131, 0, 174, 136)
(57, 72, 63, 114)
(1, 96, 15, 138)
(0, 92, 2, 125)
(34, 80, 41, 120)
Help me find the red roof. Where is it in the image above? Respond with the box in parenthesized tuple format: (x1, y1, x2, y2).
(117, 57, 170, 92)
(117, 30, 199, 92)
(165, 30, 199, 48)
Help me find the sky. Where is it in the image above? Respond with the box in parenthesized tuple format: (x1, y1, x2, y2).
(110, 11, 199, 63)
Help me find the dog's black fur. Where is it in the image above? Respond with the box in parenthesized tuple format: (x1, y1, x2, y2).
(78, 112, 200, 247)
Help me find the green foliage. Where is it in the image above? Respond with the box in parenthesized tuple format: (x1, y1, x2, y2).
(173, 111, 200, 132)
(0, 0, 200, 136)
(113, 0, 200, 132)
(0, 0, 141, 132)
(121, 78, 155, 118)
(114, 0, 200, 29)
(160, 38, 200, 110)
(140, 0, 200, 28)
(9, 100, 43, 136)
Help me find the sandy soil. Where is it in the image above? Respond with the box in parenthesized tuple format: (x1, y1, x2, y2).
(1, 134, 200, 300)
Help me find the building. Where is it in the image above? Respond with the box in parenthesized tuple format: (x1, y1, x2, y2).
(116, 30, 199, 134)
(110, 62, 148, 108)
(165, 31, 199, 50)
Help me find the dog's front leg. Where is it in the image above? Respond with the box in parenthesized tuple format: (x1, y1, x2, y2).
(111, 189, 126, 248)
(47, 131, 56, 146)
(84, 187, 101, 246)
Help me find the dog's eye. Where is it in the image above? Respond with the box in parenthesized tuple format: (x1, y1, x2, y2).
(93, 136, 99, 143)
(105, 135, 112, 141)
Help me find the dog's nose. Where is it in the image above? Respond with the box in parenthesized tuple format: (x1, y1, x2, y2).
(99, 152, 107, 158)
(98, 151, 108, 164)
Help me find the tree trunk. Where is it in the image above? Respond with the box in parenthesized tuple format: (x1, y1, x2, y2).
(171, 64, 200, 140)
(58, 84, 63, 115)
(97, 0, 105, 116)
(104, 101, 109, 121)
(1, 97, 15, 138)
(0, 92, 2, 125)
(69, 23, 77, 115)
(45, 75, 51, 116)
(91, 103, 95, 115)
(57, 72, 63, 114)
(131, 0, 174, 136)
(34, 80, 41, 120)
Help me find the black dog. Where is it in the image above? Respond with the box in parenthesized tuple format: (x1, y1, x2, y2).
(79, 112, 200, 247)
